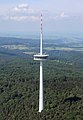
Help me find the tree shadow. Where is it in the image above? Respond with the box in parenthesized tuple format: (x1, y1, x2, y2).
(64, 96, 81, 104)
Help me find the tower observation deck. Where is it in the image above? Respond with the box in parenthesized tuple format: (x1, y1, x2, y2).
(34, 54, 49, 61)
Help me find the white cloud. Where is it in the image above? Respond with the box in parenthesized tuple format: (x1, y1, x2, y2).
(13, 4, 34, 14)
(0, 3, 40, 22)
(60, 12, 68, 18)
(49, 12, 69, 20)
(4, 15, 39, 21)
(13, 4, 29, 12)
(60, 12, 65, 18)
(0, 3, 51, 22)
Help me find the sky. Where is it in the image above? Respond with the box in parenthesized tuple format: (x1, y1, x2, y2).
(0, 0, 83, 36)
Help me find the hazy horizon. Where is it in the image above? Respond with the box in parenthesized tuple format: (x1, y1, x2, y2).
(0, 0, 83, 36)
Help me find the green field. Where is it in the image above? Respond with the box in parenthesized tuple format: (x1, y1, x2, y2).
(23, 52, 35, 55)
(44, 47, 83, 51)
(1, 45, 30, 50)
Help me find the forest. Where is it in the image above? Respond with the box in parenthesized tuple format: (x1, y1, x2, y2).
(0, 36, 83, 120)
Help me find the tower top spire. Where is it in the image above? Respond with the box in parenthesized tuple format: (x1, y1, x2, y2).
(41, 13, 43, 34)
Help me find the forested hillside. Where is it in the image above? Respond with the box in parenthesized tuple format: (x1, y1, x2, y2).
(0, 36, 83, 120)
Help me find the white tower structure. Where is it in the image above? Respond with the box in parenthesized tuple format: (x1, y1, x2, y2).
(34, 14, 49, 112)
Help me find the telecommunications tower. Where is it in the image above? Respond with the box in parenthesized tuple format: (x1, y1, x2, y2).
(34, 14, 49, 112)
